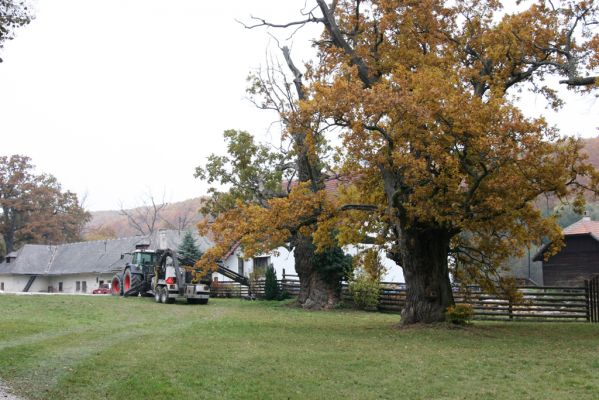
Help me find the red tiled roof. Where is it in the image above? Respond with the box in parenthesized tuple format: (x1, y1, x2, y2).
(563, 218, 599, 238)
(283, 176, 347, 198)
(222, 242, 240, 260)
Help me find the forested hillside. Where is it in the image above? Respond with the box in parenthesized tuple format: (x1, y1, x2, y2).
(85, 197, 207, 239)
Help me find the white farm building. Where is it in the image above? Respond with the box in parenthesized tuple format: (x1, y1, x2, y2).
(0, 231, 211, 294)
(0, 230, 404, 294)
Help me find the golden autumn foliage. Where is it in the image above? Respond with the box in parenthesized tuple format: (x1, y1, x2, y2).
(193, 0, 599, 320)
(195, 183, 331, 277)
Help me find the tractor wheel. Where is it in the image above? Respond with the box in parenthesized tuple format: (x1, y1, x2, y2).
(164, 289, 175, 304)
(123, 268, 143, 297)
(160, 287, 169, 304)
(198, 299, 208, 305)
(111, 274, 122, 296)
(154, 287, 162, 303)
(186, 298, 198, 305)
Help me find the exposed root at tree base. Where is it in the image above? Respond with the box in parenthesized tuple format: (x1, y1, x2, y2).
(290, 299, 339, 311)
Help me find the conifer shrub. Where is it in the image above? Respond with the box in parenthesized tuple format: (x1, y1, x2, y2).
(264, 264, 280, 300)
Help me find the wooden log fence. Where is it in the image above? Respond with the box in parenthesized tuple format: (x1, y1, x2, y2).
(587, 275, 599, 323)
(210, 274, 599, 323)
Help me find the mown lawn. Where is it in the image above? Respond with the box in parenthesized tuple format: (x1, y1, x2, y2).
(0, 295, 597, 399)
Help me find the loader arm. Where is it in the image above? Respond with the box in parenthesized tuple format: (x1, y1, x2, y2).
(176, 254, 250, 286)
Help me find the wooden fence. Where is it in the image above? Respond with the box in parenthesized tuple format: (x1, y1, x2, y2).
(210, 275, 599, 323)
(587, 276, 599, 323)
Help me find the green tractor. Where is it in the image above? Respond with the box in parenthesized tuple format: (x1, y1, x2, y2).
(111, 248, 211, 304)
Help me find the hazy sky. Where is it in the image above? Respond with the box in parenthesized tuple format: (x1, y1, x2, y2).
(1, 0, 597, 211)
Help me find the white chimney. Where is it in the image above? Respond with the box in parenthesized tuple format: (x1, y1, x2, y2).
(158, 229, 168, 249)
(583, 211, 591, 222)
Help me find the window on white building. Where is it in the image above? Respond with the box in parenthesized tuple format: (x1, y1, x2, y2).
(58, 282, 63, 292)
(82, 281, 87, 293)
(253, 256, 270, 277)
(238, 257, 244, 276)
(76, 281, 81, 292)
(1, 282, 4, 291)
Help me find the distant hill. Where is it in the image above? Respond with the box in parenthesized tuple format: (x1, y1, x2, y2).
(85, 197, 207, 239)
(582, 137, 599, 170)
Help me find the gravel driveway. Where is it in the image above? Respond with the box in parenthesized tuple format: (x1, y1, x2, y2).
(0, 381, 20, 400)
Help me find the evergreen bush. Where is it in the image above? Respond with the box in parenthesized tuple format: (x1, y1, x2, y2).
(177, 231, 202, 261)
(264, 264, 280, 300)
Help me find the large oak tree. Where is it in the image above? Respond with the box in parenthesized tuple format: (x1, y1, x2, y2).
(0, 155, 90, 256)
(195, 47, 351, 309)
(248, 0, 599, 323)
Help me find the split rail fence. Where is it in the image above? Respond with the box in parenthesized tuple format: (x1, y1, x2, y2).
(210, 272, 599, 323)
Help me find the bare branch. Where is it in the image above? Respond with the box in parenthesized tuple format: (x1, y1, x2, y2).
(315, 0, 377, 87)
(282, 46, 305, 100)
(236, 15, 322, 30)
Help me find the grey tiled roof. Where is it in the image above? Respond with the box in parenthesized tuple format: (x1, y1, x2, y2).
(0, 245, 56, 274)
(0, 230, 213, 276)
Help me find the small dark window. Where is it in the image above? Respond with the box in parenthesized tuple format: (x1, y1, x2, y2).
(58, 282, 63, 292)
(76, 281, 81, 292)
(6, 258, 10, 264)
(140, 252, 156, 265)
(82, 281, 87, 293)
(253, 257, 270, 277)
(238, 257, 244, 276)
(1, 282, 4, 291)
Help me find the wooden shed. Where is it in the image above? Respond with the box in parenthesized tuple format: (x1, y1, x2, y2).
(534, 216, 599, 287)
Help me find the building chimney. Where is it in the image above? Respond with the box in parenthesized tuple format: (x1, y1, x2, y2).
(158, 229, 168, 250)
(583, 210, 591, 222)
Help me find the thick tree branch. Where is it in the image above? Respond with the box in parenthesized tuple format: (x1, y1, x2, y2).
(315, 0, 377, 88)
(339, 204, 378, 212)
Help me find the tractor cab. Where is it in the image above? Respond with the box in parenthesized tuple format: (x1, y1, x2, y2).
(130, 250, 157, 268)
(126, 244, 158, 274)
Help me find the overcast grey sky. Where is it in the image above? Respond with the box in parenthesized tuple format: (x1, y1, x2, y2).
(1, 0, 597, 211)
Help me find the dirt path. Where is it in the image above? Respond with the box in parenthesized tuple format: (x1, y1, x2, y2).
(0, 380, 21, 400)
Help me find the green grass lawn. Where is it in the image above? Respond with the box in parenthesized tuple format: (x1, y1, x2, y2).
(0, 295, 598, 400)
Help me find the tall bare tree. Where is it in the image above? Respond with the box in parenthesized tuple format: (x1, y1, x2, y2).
(119, 192, 168, 237)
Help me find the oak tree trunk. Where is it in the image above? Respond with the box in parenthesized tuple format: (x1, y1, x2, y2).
(294, 234, 340, 309)
(399, 227, 454, 324)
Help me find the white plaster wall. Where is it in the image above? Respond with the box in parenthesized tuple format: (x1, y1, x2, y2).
(0, 273, 117, 293)
(0, 275, 50, 293)
(343, 245, 405, 282)
(215, 247, 294, 282)
(48, 274, 110, 293)
(216, 245, 404, 283)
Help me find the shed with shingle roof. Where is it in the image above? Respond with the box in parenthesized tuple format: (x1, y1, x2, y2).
(533, 216, 599, 286)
